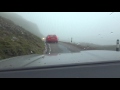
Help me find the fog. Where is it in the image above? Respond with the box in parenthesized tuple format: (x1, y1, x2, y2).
(14, 12, 120, 45)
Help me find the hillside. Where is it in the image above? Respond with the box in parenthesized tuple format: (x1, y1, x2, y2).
(0, 16, 45, 60)
(0, 12, 44, 38)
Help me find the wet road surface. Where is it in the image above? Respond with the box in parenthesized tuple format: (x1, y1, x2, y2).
(46, 42, 81, 54)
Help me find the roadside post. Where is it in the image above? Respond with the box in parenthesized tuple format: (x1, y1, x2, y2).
(116, 39, 119, 51)
(42, 37, 47, 54)
(71, 38, 72, 43)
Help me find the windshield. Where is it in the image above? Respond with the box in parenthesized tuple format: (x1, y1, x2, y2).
(0, 12, 120, 70)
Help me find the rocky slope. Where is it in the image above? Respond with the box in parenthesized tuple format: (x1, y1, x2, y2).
(0, 12, 44, 38)
(0, 16, 44, 60)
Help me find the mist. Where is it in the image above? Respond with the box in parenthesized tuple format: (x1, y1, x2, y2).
(14, 12, 120, 45)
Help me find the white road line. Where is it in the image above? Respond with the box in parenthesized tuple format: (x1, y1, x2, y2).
(48, 44, 51, 54)
(44, 42, 47, 54)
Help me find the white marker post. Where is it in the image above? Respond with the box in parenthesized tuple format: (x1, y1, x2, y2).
(71, 38, 72, 43)
(116, 39, 119, 51)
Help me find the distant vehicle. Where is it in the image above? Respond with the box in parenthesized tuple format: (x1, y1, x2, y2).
(46, 35, 58, 43)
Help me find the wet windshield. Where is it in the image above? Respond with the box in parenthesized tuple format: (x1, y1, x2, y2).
(0, 12, 120, 70)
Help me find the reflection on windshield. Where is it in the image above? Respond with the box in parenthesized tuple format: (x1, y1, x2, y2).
(0, 12, 120, 70)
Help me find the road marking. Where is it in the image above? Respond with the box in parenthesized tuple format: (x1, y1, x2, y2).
(48, 44, 51, 54)
(44, 42, 47, 54)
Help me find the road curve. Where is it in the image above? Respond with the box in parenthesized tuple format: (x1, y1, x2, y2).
(46, 42, 82, 54)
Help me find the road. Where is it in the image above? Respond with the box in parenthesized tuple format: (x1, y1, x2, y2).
(45, 41, 116, 54)
(46, 41, 82, 54)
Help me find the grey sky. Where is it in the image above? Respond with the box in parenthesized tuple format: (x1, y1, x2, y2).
(14, 12, 120, 45)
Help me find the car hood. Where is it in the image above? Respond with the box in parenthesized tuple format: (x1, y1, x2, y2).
(0, 50, 120, 71)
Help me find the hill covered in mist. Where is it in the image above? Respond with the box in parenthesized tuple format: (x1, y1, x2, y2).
(0, 15, 44, 60)
(0, 12, 44, 38)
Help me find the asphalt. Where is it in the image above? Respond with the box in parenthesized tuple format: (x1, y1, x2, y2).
(46, 42, 82, 54)
(46, 41, 116, 54)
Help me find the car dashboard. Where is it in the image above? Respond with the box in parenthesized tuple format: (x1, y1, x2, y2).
(0, 60, 120, 78)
